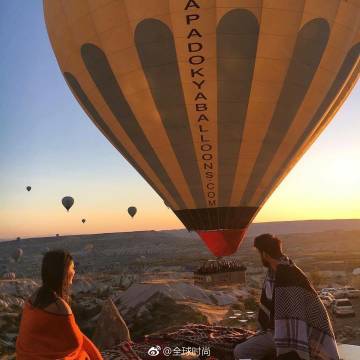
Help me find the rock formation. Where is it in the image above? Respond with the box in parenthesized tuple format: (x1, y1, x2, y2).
(93, 298, 131, 350)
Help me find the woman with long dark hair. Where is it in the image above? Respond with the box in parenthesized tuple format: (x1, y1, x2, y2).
(16, 250, 103, 359)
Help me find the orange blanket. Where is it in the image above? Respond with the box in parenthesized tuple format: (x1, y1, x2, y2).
(16, 302, 103, 360)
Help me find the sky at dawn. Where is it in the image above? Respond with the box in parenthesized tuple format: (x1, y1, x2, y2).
(0, 1, 359, 240)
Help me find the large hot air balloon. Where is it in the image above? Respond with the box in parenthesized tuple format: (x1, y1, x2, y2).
(44, 1, 360, 256)
(128, 206, 137, 218)
(26, 186, 31, 192)
(62, 196, 74, 212)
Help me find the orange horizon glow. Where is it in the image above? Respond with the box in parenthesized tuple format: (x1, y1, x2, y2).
(2, 139, 360, 240)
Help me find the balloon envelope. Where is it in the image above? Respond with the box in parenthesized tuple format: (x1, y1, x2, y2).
(128, 207, 137, 218)
(82, 218, 86, 223)
(45, 1, 360, 256)
(26, 186, 31, 192)
(62, 196, 74, 211)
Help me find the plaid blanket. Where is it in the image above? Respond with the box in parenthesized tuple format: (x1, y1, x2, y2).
(259, 259, 339, 360)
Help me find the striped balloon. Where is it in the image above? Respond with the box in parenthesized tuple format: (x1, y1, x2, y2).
(44, 0, 360, 256)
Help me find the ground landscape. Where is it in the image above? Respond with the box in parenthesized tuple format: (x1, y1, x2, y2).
(1, 219, 360, 359)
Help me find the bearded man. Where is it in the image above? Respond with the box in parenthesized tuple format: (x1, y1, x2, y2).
(234, 233, 339, 360)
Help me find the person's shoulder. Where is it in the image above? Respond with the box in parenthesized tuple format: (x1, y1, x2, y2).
(45, 298, 72, 315)
(276, 262, 311, 288)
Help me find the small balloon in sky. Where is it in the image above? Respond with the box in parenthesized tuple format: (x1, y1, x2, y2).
(26, 186, 31, 192)
(82, 218, 86, 223)
(62, 196, 74, 211)
(128, 206, 137, 218)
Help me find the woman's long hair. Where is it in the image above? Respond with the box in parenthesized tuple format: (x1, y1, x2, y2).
(32, 250, 73, 309)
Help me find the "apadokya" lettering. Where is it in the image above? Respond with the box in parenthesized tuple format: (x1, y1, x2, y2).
(185, 0, 216, 207)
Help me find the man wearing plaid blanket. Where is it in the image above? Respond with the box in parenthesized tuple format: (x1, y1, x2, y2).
(234, 233, 339, 360)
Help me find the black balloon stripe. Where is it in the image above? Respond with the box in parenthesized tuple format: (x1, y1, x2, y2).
(255, 42, 360, 205)
(241, 18, 330, 205)
(135, 19, 206, 207)
(63, 72, 173, 207)
(174, 206, 258, 231)
(217, 9, 259, 206)
(135, 19, 206, 208)
(81, 43, 186, 209)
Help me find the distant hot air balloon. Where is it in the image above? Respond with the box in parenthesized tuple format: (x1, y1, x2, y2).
(26, 186, 31, 192)
(128, 206, 137, 218)
(62, 196, 74, 212)
(82, 218, 86, 224)
(56, 234, 60, 237)
(11, 248, 23, 263)
(16, 237, 21, 242)
(45, 1, 360, 256)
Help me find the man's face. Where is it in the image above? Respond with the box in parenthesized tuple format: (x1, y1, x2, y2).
(259, 251, 270, 268)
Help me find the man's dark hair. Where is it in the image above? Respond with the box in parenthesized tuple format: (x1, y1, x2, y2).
(254, 233, 283, 259)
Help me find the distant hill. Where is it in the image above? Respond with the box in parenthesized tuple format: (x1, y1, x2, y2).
(2, 218, 360, 243)
(247, 219, 360, 236)
(2, 219, 360, 278)
(162, 219, 360, 238)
